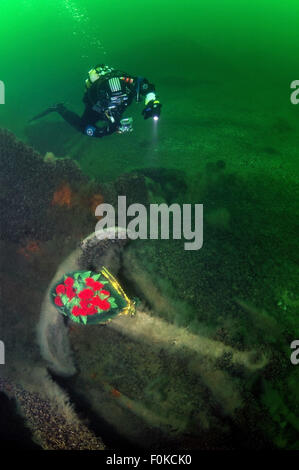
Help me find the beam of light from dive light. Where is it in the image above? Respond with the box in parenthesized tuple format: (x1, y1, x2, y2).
(152, 114, 159, 144)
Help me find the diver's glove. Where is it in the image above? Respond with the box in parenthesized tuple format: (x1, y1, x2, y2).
(117, 117, 134, 134)
(142, 100, 162, 120)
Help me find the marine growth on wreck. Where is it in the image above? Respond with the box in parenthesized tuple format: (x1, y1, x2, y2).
(0, 0, 298, 454)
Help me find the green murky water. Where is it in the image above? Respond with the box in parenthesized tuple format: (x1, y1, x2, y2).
(0, 1, 298, 177)
(1, 1, 298, 168)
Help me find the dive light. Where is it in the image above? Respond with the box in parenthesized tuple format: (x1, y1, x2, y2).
(142, 100, 162, 120)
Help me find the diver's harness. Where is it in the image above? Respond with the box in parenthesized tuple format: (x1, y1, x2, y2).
(86, 73, 134, 129)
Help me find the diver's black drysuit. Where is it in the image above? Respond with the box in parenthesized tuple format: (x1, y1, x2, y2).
(57, 70, 156, 138)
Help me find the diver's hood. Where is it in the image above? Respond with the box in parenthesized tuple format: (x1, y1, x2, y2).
(89, 65, 114, 82)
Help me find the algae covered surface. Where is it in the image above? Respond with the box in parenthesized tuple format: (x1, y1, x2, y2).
(0, 0, 298, 450)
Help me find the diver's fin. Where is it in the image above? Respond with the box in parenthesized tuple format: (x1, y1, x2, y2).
(28, 106, 57, 123)
(28, 103, 64, 123)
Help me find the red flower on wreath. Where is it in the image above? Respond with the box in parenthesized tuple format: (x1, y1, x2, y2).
(100, 299, 111, 311)
(86, 306, 98, 316)
(90, 296, 103, 307)
(85, 277, 95, 288)
(100, 289, 110, 298)
(91, 296, 111, 311)
(66, 286, 76, 300)
(56, 284, 66, 295)
(78, 288, 94, 300)
(54, 296, 63, 306)
(80, 299, 91, 309)
(93, 281, 104, 291)
(72, 305, 81, 316)
(73, 304, 98, 317)
(85, 277, 104, 291)
(64, 277, 74, 287)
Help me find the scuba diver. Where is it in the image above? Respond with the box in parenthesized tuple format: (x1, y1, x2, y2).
(30, 64, 162, 137)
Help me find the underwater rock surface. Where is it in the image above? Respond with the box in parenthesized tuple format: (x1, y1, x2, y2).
(0, 128, 298, 450)
(37, 230, 271, 449)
